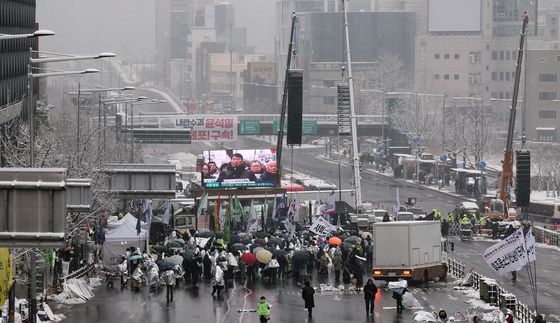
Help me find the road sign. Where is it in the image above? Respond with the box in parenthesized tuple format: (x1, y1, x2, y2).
(412, 136, 421, 146)
(273, 120, 317, 135)
(440, 154, 448, 162)
(238, 120, 261, 135)
(478, 161, 486, 170)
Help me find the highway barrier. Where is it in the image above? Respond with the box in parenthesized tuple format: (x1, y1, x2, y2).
(533, 226, 560, 247)
(447, 258, 537, 323)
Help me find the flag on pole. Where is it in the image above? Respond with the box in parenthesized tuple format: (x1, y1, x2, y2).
(197, 192, 208, 218)
(393, 187, 401, 212)
(314, 191, 322, 217)
(162, 199, 172, 225)
(323, 192, 336, 215)
(136, 215, 142, 236)
(143, 199, 153, 227)
(247, 199, 261, 233)
(272, 195, 278, 222)
(525, 229, 536, 262)
(283, 193, 300, 239)
(214, 195, 221, 232)
(223, 195, 232, 242)
(232, 195, 244, 226)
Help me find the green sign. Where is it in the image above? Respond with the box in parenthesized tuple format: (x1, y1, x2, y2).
(238, 120, 261, 135)
(272, 120, 317, 135)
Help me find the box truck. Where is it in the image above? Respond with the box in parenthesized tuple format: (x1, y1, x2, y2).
(372, 221, 447, 282)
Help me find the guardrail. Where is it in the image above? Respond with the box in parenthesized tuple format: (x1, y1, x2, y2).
(532, 226, 560, 247)
(447, 258, 536, 323)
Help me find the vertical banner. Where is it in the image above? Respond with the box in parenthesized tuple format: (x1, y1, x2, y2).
(0, 248, 12, 307)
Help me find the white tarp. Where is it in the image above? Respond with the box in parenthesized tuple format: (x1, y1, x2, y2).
(483, 228, 528, 276)
(308, 216, 336, 236)
(102, 214, 147, 267)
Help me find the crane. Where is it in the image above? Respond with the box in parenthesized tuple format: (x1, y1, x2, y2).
(487, 12, 529, 222)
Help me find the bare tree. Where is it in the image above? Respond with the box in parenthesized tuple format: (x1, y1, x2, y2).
(354, 51, 410, 115)
(441, 98, 495, 168)
(0, 97, 141, 238)
(390, 93, 442, 152)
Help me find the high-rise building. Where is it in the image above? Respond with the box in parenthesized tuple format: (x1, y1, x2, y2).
(524, 49, 560, 143)
(0, 0, 38, 113)
(0, 0, 39, 166)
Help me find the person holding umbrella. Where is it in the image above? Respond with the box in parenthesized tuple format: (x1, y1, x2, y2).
(301, 280, 315, 319)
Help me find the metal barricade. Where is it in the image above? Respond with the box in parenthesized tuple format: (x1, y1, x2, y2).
(448, 258, 537, 323)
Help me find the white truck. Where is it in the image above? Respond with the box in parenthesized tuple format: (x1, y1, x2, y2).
(372, 221, 447, 282)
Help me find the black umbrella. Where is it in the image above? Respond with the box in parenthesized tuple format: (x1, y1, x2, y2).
(154, 245, 170, 255)
(273, 249, 286, 259)
(183, 249, 195, 261)
(341, 242, 354, 251)
(267, 237, 284, 246)
(229, 243, 247, 252)
(158, 261, 175, 271)
(229, 234, 241, 245)
(240, 236, 252, 244)
(198, 231, 215, 238)
(292, 250, 311, 265)
(345, 236, 362, 245)
(254, 232, 268, 239)
(253, 238, 267, 246)
(167, 241, 183, 248)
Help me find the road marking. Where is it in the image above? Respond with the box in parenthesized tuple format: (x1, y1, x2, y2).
(383, 306, 424, 310)
(448, 294, 458, 300)
(544, 292, 553, 297)
(542, 269, 549, 273)
(421, 296, 428, 302)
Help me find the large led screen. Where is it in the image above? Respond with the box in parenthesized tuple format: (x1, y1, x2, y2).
(200, 149, 279, 189)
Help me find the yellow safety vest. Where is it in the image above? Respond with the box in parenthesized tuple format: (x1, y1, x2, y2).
(258, 301, 270, 316)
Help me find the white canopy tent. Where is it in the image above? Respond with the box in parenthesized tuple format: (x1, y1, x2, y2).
(102, 213, 148, 268)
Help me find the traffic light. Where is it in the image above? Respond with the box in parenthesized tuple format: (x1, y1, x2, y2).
(337, 83, 351, 135)
(287, 69, 303, 145)
(515, 150, 530, 207)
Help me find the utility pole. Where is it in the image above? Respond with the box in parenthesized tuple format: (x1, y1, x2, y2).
(77, 82, 81, 155)
(130, 101, 134, 163)
(342, 0, 363, 211)
(276, 13, 297, 170)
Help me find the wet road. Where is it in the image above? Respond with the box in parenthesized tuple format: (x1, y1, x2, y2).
(59, 273, 466, 323)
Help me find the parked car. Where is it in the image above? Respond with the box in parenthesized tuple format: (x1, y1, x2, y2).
(453, 201, 480, 218)
(399, 206, 427, 220)
(394, 212, 415, 222)
(311, 137, 328, 145)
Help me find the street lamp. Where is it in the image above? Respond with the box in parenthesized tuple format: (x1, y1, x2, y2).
(0, 29, 55, 40)
(30, 51, 116, 64)
(27, 68, 99, 166)
(73, 86, 136, 155)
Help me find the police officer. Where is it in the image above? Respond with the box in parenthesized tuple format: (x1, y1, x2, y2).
(257, 296, 271, 322)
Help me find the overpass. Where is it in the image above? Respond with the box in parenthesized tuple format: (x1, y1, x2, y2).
(129, 113, 396, 137)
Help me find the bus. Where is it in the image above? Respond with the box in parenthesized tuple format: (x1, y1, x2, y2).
(525, 199, 560, 226)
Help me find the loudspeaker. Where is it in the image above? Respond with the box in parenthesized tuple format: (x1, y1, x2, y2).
(515, 150, 530, 207)
(287, 69, 303, 145)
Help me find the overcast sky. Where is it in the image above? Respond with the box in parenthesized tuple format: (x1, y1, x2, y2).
(36, 0, 275, 62)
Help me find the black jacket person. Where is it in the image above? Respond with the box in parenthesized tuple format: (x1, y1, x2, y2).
(217, 153, 257, 182)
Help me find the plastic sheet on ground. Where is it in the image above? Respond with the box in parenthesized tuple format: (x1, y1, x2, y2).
(402, 292, 422, 308)
(53, 278, 95, 304)
(413, 311, 438, 322)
